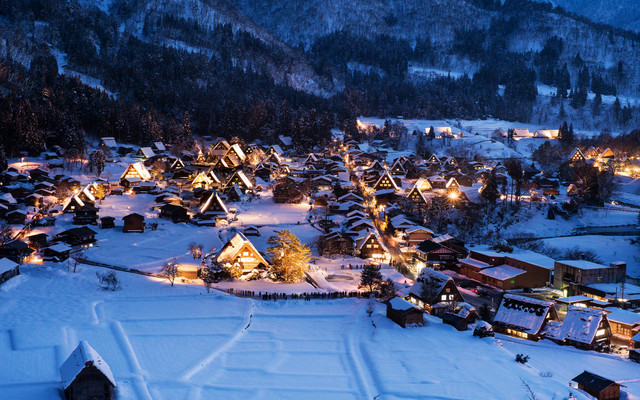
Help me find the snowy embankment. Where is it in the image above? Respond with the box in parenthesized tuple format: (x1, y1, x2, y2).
(1, 264, 639, 400)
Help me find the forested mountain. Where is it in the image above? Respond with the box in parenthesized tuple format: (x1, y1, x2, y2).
(0, 0, 639, 158)
(531, 0, 640, 33)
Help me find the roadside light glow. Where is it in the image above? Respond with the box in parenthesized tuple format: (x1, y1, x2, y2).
(449, 192, 458, 200)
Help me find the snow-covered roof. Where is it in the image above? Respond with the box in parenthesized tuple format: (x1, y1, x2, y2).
(357, 230, 388, 253)
(270, 145, 284, 155)
(278, 135, 292, 146)
(46, 243, 73, 253)
(389, 296, 421, 311)
(228, 171, 253, 189)
(100, 137, 117, 148)
(137, 147, 156, 158)
(605, 308, 640, 326)
(557, 260, 610, 270)
(478, 265, 526, 281)
(216, 233, 268, 266)
(548, 306, 606, 344)
(60, 341, 115, 389)
(0, 257, 18, 274)
(555, 295, 593, 304)
(62, 195, 85, 210)
(0, 193, 17, 204)
(201, 193, 228, 214)
(409, 268, 452, 298)
(228, 144, 246, 161)
(459, 258, 492, 270)
(153, 142, 166, 151)
(493, 294, 554, 333)
(121, 162, 151, 181)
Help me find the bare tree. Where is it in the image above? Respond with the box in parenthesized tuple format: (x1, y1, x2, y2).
(0, 222, 13, 245)
(96, 270, 121, 291)
(188, 243, 203, 259)
(162, 260, 178, 286)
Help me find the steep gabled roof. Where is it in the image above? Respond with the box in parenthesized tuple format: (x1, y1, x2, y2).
(200, 192, 228, 214)
(409, 267, 453, 298)
(546, 306, 607, 344)
(121, 162, 151, 181)
(60, 341, 115, 389)
(227, 170, 253, 189)
(493, 294, 554, 334)
(373, 171, 400, 191)
(216, 232, 269, 266)
(572, 371, 621, 392)
(0, 257, 19, 274)
(137, 147, 156, 158)
(357, 230, 388, 253)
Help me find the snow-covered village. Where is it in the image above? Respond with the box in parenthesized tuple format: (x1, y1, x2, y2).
(4, 0, 640, 399)
(0, 116, 639, 400)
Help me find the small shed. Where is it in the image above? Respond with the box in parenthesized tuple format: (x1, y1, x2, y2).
(60, 341, 116, 400)
(100, 217, 115, 229)
(386, 297, 425, 328)
(572, 371, 623, 400)
(0, 258, 20, 285)
(122, 214, 145, 233)
(442, 313, 468, 331)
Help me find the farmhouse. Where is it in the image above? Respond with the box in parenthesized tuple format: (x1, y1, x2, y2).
(215, 233, 269, 275)
(543, 306, 611, 350)
(120, 162, 152, 184)
(408, 267, 463, 313)
(356, 230, 388, 260)
(60, 341, 116, 400)
(0, 240, 34, 263)
(56, 227, 98, 246)
(492, 294, 557, 341)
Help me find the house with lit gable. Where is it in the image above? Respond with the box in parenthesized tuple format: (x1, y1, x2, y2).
(215, 233, 269, 276)
(492, 294, 558, 341)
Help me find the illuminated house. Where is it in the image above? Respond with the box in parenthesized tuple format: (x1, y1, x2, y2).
(492, 294, 557, 341)
(215, 232, 269, 274)
(120, 162, 151, 186)
(356, 230, 388, 260)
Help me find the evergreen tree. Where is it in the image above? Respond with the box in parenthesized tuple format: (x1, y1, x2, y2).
(592, 92, 602, 116)
(428, 126, 436, 141)
(266, 230, 310, 283)
(359, 264, 383, 294)
(480, 170, 499, 205)
(613, 98, 622, 122)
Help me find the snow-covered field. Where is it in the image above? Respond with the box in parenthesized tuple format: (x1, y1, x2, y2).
(1, 264, 639, 400)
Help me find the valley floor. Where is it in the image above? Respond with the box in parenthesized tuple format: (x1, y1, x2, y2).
(1, 264, 639, 400)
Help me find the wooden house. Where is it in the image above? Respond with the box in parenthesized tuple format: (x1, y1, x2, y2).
(568, 148, 586, 166)
(226, 171, 253, 194)
(60, 341, 116, 400)
(152, 142, 166, 153)
(356, 230, 388, 260)
(572, 371, 623, 400)
(405, 227, 434, 247)
(389, 159, 406, 176)
(373, 172, 400, 191)
(542, 306, 611, 350)
(0, 240, 33, 263)
(492, 294, 557, 341)
(242, 226, 261, 237)
(5, 209, 26, 225)
(226, 144, 247, 163)
(408, 267, 463, 314)
(413, 240, 458, 269)
(407, 185, 429, 211)
(43, 243, 73, 262)
(100, 216, 115, 229)
(605, 308, 640, 347)
(199, 193, 228, 219)
(136, 147, 156, 160)
(25, 193, 44, 208)
(267, 144, 284, 156)
(225, 184, 244, 203)
(0, 258, 20, 285)
(160, 204, 189, 223)
(442, 313, 468, 331)
(120, 162, 151, 186)
(215, 232, 269, 275)
(73, 205, 99, 225)
(191, 172, 212, 189)
(386, 297, 424, 328)
(56, 227, 97, 246)
(27, 233, 48, 249)
(100, 137, 118, 150)
(122, 213, 145, 233)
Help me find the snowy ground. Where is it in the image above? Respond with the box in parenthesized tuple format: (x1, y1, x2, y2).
(1, 264, 639, 400)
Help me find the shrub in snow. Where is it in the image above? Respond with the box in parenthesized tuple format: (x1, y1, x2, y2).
(515, 354, 529, 364)
(96, 271, 121, 291)
(473, 324, 494, 338)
